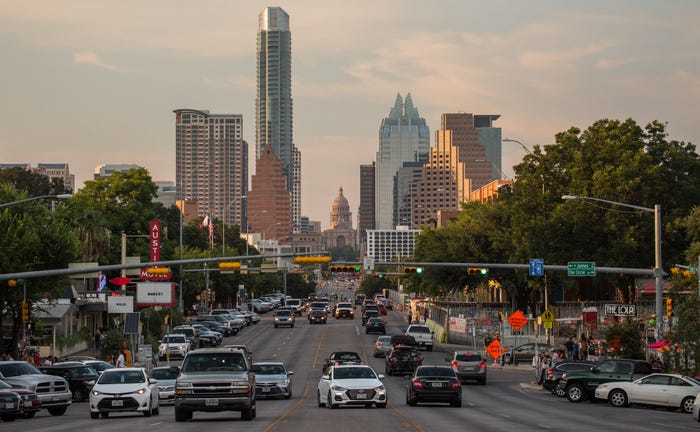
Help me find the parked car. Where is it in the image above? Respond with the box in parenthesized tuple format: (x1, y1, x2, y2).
(89, 367, 159, 418)
(322, 352, 363, 372)
(559, 358, 654, 403)
(251, 362, 293, 399)
(308, 309, 327, 324)
(542, 361, 597, 396)
(448, 351, 487, 385)
(190, 324, 222, 347)
(149, 366, 178, 404)
(502, 343, 553, 365)
(373, 336, 393, 358)
(406, 365, 462, 407)
(199, 320, 234, 337)
(0, 378, 41, 421)
(594, 373, 700, 413)
(171, 325, 201, 349)
(317, 365, 387, 408)
(365, 317, 386, 334)
(273, 309, 296, 328)
(38, 363, 99, 402)
(385, 346, 423, 376)
(0, 360, 72, 416)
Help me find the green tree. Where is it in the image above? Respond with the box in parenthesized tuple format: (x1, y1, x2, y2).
(0, 167, 68, 196)
(603, 321, 645, 360)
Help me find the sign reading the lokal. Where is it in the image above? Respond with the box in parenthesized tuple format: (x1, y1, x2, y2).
(604, 304, 637, 316)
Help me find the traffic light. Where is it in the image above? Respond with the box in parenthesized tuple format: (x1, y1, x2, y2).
(8, 279, 24, 287)
(218, 262, 241, 272)
(146, 267, 170, 275)
(373, 273, 384, 278)
(21, 301, 29, 322)
(403, 266, 423, 274)
(329, 265, 361, 273)
(295, 255, 331, 264)
(666, 298, 673, 317)
(467, 268, 488, 275)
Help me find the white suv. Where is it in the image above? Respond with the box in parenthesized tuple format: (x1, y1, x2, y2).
(405, 324, 434, 351)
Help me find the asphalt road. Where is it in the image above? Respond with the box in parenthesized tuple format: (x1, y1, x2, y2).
(4, 296, 698, 432)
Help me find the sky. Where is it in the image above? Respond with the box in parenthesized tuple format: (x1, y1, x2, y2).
(1, 1, 699, 230)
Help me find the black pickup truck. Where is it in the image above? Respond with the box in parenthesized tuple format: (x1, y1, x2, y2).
(558, 359, 654, 403)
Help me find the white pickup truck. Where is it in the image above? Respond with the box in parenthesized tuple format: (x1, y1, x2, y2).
(405, 324, 434, 351)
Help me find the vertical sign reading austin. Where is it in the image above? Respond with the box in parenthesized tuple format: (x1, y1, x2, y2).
(140, 220, 172, 281)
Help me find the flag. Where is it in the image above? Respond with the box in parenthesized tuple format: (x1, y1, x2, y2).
(97, 272, 106, 292)
(200, 214, 210, 229)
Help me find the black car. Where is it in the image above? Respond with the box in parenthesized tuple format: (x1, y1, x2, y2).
(385, 346, 423, 376)
(200, 320, 234, 337)
(38, 363, 99, 402)
(406, 365, 462, 407)
(389, 334, 418, 348)
(322, 351, 362, 372)
(365, 318, 386, 334)
(362, 310, 379, 325)
(543, 361, 597, 396)
(308, 310, 327, 324)
(0, 379, 41, 421)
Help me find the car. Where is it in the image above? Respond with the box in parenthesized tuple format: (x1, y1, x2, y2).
(373, 336, 393, 358)
(334, 302, 355, 319)
(171, 326, 201, 349)
(322, 351, 363, 372)
(158, 334, 190, 359)
(80, 360, 115, 375)
(559, 358, 654, 403)
(594, 373, 700, 413)
(38, 363, 99, 401)
(89, 367, 159, 418)
(405, 324, 434, 351)
(190, 324, 222, 347)
(365, 317, 386, 334)
(317, 365, 387, 408)
(149, 366, 178, 404)
(502, 343, 554, 365)
(173, 347, 256, 421)
(309, 309, 327, 324)
(385, 346, 423, 376)
(354, 294, 366, 305)
(285, 299, 303, 316)
(693, 390, 700, 421)
(361, 310, 379, 326)
(251, 362, 293, 399)
(273, 309, 296, 328)
(308, 301, 328, 316)
(390, 335, 418, 348)
(406, 365, 462, 407)
(0, 360, 72, 416)
(199, 320, 234, 337)
(542, 361, 597, 396)
(0, 378, 41, 421)
(448, 351, 487, 385)
(223, 344, 254, 365)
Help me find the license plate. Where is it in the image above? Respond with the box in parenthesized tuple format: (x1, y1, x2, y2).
(430, 382, 443, 388)
(23, 400, 33, 407)
(262, 387, 270, 392)
(4, 402, 15, 409)
(356, 393, 367, 399)
(111, 399, 124, 407)
(205, 399, 219, 406)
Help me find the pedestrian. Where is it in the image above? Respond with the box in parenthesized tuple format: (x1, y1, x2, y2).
(116, 350, 125, 368)
(565, 337, 574, 360)
(94, 329, 102, 351)
(573, 338, 580, 360)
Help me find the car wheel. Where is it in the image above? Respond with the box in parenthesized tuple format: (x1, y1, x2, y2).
(406, 393, 417, 407)
(47, 407, 67, 416)
(0, 415, 16, 422)
(22, 412, 35, 419)
(327, 391, 336, 409)
(285, 389, 292, 400)
(480, 378, 486, 385)
(376, 402, 387, 408)
(682, 396, 695, 414)
(426, 345, 433, 352)
(174, 408, 188, 422)
(609, 389, 628, 407)
(90, 412, 99, 419)
(144, 403, 153, 417)
(241, 406, 253, 421)
(566, 384, 586, 403)
(153, 405, 160, 416)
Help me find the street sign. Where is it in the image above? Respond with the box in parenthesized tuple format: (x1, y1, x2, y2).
(529, 258, 544, 276)
(540, 309, 555, 329)
(486, 339, 502, 360)
(507, 310, 528, 331)
(604, 304, 637, 316)
(363, 256, 375, 271)
(568, 261, 596, 277)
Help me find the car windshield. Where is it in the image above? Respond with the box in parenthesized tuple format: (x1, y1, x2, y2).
(150, 368, 179, 380)
(98, 370, 145, 384)
(276, 311, 292, 316)
(0, 362, 41, 376)
(0, 380, 12, 389)
(409, 326, 430, 333)
(332, 353, 361, 361)
(311, 311, 325, 316)
(417, 367, 455, 377)
(456, 354, 482, 362)
(333, 367, 376, 380)
(251, 364, 286, 375)
(163, 335, 186, 344)
(181, 353, 246, 372)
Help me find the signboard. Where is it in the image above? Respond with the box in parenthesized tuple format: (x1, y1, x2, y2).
(135, 282, 174, 306)
(150, 220, 161, 262)
(529, 258, 544, 277)
(507, 309, 528, 331)
(540, 309, 555, 329)
(363, 256, 375, 271)
(449, 317, 467, 334)
(139, 267, 172, 282)
(108, 295, 134, 313)
(604, 304, 637, 316)
(568, 261, 596, 277)
(486, 339, 502, 360)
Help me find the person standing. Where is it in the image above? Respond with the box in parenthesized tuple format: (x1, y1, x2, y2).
(94, 329, 102, 351)
(565, 337, 574, 360)
(116, 350, 125, 368)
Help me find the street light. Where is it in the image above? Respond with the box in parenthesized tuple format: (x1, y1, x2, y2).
(0, 194, 72, 209)
(562, 195, 663, 338)
(503, 138, 534, 156)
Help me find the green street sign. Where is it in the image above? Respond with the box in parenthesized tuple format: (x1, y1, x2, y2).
(568, 261, 595, 277)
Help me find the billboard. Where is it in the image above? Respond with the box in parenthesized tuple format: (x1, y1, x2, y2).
(136, 282, 174, 307)
(108, 295, 134, 313)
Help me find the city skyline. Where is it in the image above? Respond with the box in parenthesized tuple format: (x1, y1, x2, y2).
(2, 1, 698, 229)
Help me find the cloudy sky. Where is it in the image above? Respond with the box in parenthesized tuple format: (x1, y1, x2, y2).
(1, 1, 698, 229)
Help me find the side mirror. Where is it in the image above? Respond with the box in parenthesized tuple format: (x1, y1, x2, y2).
(149, 378, 158, 385)
(321, 374, 330, 380)
(288, 371, 294, 376)
(377, 374, 385, 379)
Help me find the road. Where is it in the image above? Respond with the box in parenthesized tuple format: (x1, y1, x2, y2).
(4, 294, 697, 431)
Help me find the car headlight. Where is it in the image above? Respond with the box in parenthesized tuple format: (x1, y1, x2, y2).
(331, 385, 347, 392)
(178, 382, 193, 388)
(18, 383, 36, 391)
(597, 384, 608, 390)
(137, 388, 146, 395)
(374, 385, 385, 392)
(232, 381, 249, 387)
(91, 390, 102, 397)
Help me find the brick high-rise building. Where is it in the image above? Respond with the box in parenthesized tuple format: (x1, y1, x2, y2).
(358, 163, 375, 255)
(247, 148, 292, 242)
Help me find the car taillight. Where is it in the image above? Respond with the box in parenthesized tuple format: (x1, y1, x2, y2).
(412, 380, 424, 389)
(413, 355, 422, 361)
(546, 370, 554, 376)
(478, 362, 486, 369)
(388, 355, 395, 361)
(451, 361, 460, 368)
(450, 381, 461, 390)
(375, 342, 381, 347)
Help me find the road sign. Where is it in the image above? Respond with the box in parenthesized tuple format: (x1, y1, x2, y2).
(486, 339, 502, 360)
(363, 256, 375, 271)
(540, 309, 555, 329)
(507, 310, 528, 331)
(529, 258, 544, 276)
(568, 261, 596, 277)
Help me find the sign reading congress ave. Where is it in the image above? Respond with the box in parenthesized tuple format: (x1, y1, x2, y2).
(604, 304, 637, 316)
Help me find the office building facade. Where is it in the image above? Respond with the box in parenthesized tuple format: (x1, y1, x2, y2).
(366, 227, 420, 263)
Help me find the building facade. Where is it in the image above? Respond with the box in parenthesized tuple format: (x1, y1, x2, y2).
(366, 227, 420, 263)
(37, 163, 75, 191)
(94, 164, 142, 180)
(256, 7, 301, 232)
(375, 93, 429, 230)
(174, 109, 248, 227)
(247, 147, 292, 242)
(323, 187, 356, 249)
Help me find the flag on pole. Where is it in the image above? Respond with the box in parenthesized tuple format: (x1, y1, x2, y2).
(97, 272, 106, 292)
(209, 218, 214, 240)
(200, 214, 210, 229)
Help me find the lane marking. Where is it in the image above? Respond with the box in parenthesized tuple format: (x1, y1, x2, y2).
(389, 402, 428, 432)
(312, 325, 329, 368)
(262, 383, 312, 432)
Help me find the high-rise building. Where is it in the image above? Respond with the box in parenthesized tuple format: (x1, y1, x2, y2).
(366, 226, 420, 263)
(395, 161, 425, 228)
(375, 93, 429, 230)
(174, 109, 248, 227)
(247, 148, 292, 242)
(256, 7, 301, 232)
(94, 164, 142, 180)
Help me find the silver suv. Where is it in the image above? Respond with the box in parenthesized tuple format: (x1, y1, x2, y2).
(0, 360, 72, 416)
(173, 347, 256, 421)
